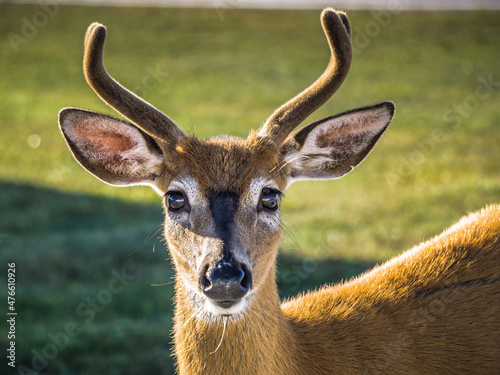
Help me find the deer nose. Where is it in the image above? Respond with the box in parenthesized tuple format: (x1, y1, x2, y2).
(201, 260, 252, 306)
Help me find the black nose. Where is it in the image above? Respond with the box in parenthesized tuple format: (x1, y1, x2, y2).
(201, 261, 252, 307)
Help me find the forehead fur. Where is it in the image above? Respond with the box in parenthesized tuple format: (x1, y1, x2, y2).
(166, 132, 287, 194)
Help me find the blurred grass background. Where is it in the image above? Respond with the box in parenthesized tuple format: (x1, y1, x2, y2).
(0, 3, 499, 374)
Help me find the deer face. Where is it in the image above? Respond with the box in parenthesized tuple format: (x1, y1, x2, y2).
(59, 9, 395, 321)
(158, 136, 286, 318)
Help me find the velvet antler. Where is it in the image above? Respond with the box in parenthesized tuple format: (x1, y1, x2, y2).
(258, 8, 352, 145)
(84, 23, 185, 147)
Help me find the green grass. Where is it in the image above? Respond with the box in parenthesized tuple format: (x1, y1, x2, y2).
(1, 4, 499, 374)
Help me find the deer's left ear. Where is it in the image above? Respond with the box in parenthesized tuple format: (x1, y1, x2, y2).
(280, 101, 395, 184)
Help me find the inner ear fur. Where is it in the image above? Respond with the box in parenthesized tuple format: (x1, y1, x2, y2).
(280, 101, 395, 182)
(59, 108, 165, 187)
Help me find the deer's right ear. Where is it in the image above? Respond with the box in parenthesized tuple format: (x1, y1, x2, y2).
(59, 108, 165, 188)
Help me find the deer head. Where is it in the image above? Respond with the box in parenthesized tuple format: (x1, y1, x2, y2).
(59, 9, 395, 321)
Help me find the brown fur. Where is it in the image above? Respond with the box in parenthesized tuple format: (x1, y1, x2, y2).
(157, 133, 287, 194)
(174, 205, 500, 374)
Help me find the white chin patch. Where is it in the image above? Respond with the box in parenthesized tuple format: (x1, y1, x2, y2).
(204, 298, 248, 317)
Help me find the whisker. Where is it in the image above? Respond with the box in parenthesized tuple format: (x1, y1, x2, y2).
(277, 154, 310, 173)
(182, 312, 198, 330)
(145, 224, 164, 244)
(210, 317, 227, 355)
(269, 158, 288, 174)
(281, 215, 301, 246)
(150, 280, 175, 287)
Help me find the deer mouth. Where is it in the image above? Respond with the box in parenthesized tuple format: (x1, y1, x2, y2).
(214, 300, 239, 308)
(202, 294, 250, 318)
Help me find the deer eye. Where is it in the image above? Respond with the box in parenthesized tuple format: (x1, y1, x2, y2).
(166, 191, 186, 212)
(261, 188, 280, 211)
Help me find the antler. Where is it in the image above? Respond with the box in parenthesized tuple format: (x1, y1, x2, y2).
(84, 23, 185, 146)
(258, 8, 352, 145)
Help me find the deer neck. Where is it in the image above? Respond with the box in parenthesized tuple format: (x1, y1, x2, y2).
(173, 265, 298, 375)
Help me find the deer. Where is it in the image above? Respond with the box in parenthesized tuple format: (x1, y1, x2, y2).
(58, 8, 500, 375)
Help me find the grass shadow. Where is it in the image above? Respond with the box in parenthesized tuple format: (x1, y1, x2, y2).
(1, 180, 373, 375)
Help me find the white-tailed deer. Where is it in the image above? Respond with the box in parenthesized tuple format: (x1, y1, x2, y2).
(59, 9, 500, 375)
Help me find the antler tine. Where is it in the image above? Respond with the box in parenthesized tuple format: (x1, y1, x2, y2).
(258, 8, 352, 145)
(84, 23, 185, 146)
